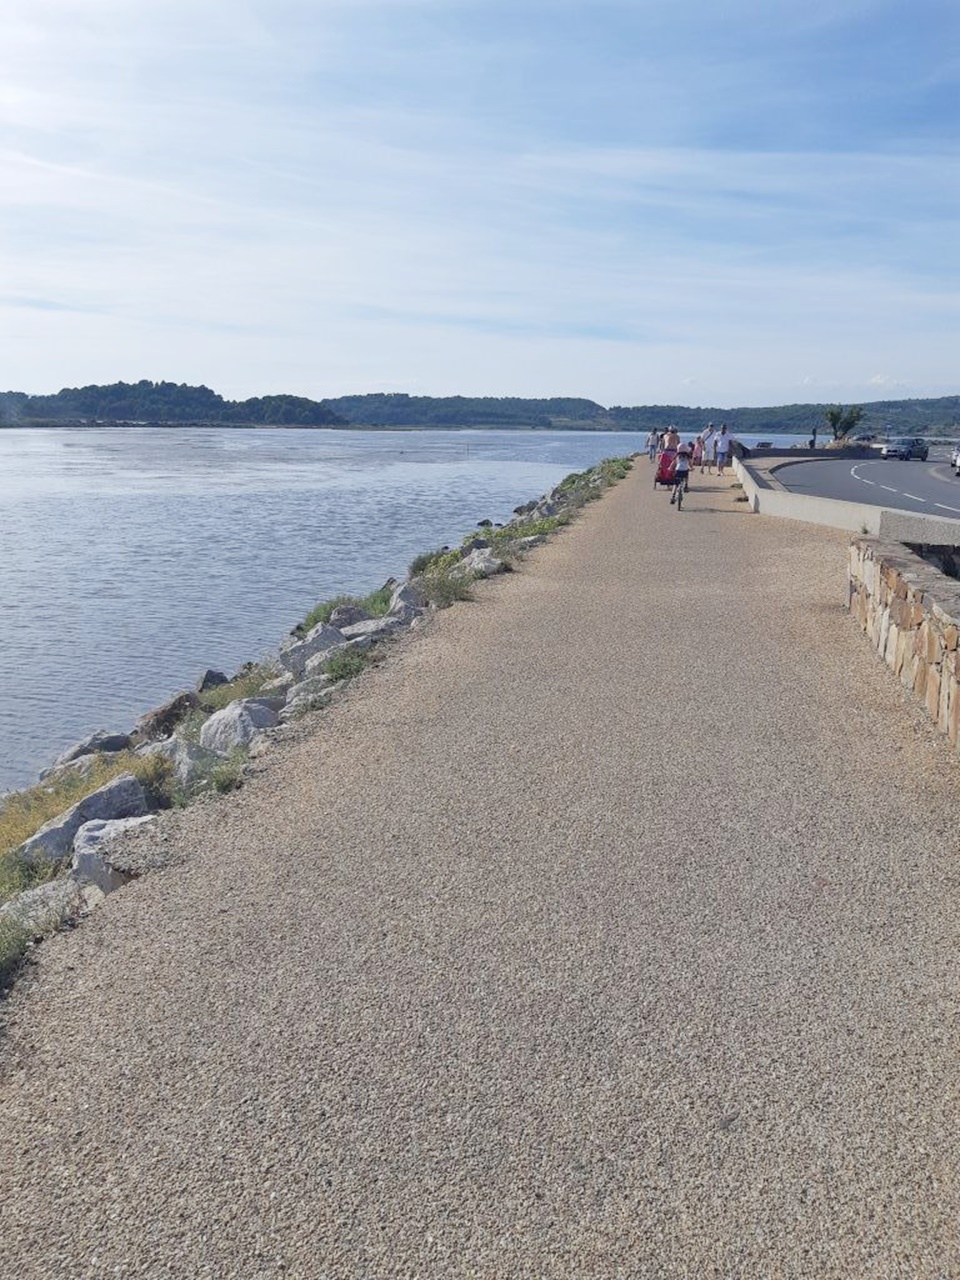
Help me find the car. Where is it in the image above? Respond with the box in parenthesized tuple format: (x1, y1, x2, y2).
(880, 437, 928, 460)
(951, 443, 960, 473)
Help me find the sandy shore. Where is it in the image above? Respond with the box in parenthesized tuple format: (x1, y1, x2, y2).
(1, 466, 958, 1277)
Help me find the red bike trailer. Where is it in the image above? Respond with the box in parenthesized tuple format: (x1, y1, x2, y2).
(654, 449, 677, 488)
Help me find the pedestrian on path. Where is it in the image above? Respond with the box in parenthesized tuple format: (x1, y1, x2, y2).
(716, 424, 733, 476)
(702, 423, 716, 473)
(692, 435, 704, 472)
(645, 429, 659, 462)
(664, 425, 680, 452)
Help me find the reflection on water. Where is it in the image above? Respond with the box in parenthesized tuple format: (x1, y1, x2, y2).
(0, 426, 799, 792)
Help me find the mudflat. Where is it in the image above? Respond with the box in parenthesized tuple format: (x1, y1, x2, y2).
(2, 467, 958, 1278)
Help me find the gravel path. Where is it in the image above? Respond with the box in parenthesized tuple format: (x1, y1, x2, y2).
(2, 466, 959, 1278)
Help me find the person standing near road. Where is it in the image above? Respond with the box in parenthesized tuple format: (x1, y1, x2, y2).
(664, 425, 680, 452)
(716, 423, 733, 475)
(691, 435, 704, 472)
(645, 429, 659, 461)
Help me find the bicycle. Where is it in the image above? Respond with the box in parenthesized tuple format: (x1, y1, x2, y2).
(669, 470, 688, 510)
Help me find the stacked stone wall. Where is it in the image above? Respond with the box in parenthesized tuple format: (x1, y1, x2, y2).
(848, 538, 960, 748)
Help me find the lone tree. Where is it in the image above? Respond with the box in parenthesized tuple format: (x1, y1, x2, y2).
(825, 404, 865, 441)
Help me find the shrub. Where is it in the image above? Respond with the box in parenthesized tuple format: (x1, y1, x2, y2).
(421, 569, 474, 609)
(209, 750, 247, 794)
(322, 648, 371, 682)
(0, 915, 30, 990)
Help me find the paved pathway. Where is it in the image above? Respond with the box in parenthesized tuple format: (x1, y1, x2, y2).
(2, 466, 959, 1278)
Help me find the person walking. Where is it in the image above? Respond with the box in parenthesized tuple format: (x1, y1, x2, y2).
(716, 423, 733, 476)
(646, 429, 659, 462)
(664, 425, 680, 452)
(691, 435, 704, 473)
(702, 423, 716, 473)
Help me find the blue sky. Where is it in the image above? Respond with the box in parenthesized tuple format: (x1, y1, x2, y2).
(1, 0, 957, 406)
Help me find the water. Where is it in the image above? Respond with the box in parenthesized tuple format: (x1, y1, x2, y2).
(0, 426, 804, 794)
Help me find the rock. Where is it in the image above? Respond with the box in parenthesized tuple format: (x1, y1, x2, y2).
(39, 751, 123, 783)
(19, 775, 149, 865)
(279, 681, 346, 723)
(71, 817, 157, 894)
(0, 878, 84, 939)
(137, 737, 221, 786)
(196, 669, 229, 692)
(259, 672, 295, 694)
(328, 604, 372, 629)
(513, 500, 537, 516)
(390, 580, 428, 614)
(463, 537, 491, 552)
(135, 691, 199, 741)
(454, 548, 506, 579)
(243, 694, 288, 714)
(195, 670, 230, 691)
(476, 518, 494, 528)
(279, 622, 346, 679)
(199, 699, 279, 753)
(339, 617, 402, 640)
(517, 535, 547, 550)
(52, 730, 132, 769)
(285, 675, 333, 704)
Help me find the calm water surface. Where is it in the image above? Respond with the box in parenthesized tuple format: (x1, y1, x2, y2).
(1, 427, 648, 793)
(0, 426, 802, 793)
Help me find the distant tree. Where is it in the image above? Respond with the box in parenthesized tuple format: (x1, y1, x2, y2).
(824, 405, 865, 441)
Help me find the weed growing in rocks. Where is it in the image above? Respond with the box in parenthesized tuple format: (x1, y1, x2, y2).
(297, 586, 392, 636)
(421, 569, 474, 609)
(198, 667, 272, 712)
(323, 648, 372, 682)
(210, 750, 247, 794)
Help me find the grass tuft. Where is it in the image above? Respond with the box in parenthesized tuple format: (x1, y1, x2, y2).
(322, 648, 372, 682)
(297, 586, 392, 636)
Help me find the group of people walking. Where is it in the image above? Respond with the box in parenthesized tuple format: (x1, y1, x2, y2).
(646, 422, 734, 507)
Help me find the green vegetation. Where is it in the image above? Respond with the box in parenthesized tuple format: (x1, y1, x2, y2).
(0, 914, 30, 989)
(297, 586, 392, 636)
(4, 383, 959, 435)
(0, 380, 346, 427)
(825, 404, 865, 441)
(209, 750, 247, 795)
(198, 667, 271, 711)
(0, 751, 175, 906)
(322, 648, 372, 682)
(420, 569, 474, 609)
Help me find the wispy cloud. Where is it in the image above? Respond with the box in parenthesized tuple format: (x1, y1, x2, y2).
(0, 0, 957, 404)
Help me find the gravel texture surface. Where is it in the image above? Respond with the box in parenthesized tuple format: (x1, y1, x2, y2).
(2, 465, 959, 1278)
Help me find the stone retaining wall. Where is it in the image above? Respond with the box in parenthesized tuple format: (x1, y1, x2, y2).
(848, 537, 960, 748)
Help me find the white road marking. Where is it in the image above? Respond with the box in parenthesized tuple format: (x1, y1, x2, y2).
(902, 493, 926, 503)
(849, 463, 877, 486)
(935, 503, 960, 514)
(879, 485, 898, 493)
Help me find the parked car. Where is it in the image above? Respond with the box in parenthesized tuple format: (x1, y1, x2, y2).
(880, 437, 929, 460)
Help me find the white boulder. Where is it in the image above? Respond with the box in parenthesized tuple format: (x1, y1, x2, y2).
(19, 775, 149, 865)
(199, 699, 279, 753)
(278, 622, 346, 679)
(72, 816, 157, 894)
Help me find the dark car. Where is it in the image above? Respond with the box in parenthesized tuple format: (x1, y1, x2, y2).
(880, 437, 929, 460)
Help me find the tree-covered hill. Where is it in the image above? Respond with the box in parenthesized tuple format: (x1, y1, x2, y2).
(1, 381, 958, 435)
(0, 380, 346, 427)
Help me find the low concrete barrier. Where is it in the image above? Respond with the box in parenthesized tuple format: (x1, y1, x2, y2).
(848, 538, 960, 749)
(733, 456, 960, 542)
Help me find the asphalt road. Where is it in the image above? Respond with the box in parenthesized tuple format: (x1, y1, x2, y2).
(774, 450, 960, 518)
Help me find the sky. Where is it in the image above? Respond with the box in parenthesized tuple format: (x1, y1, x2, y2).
(1, 0, 958, 408)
